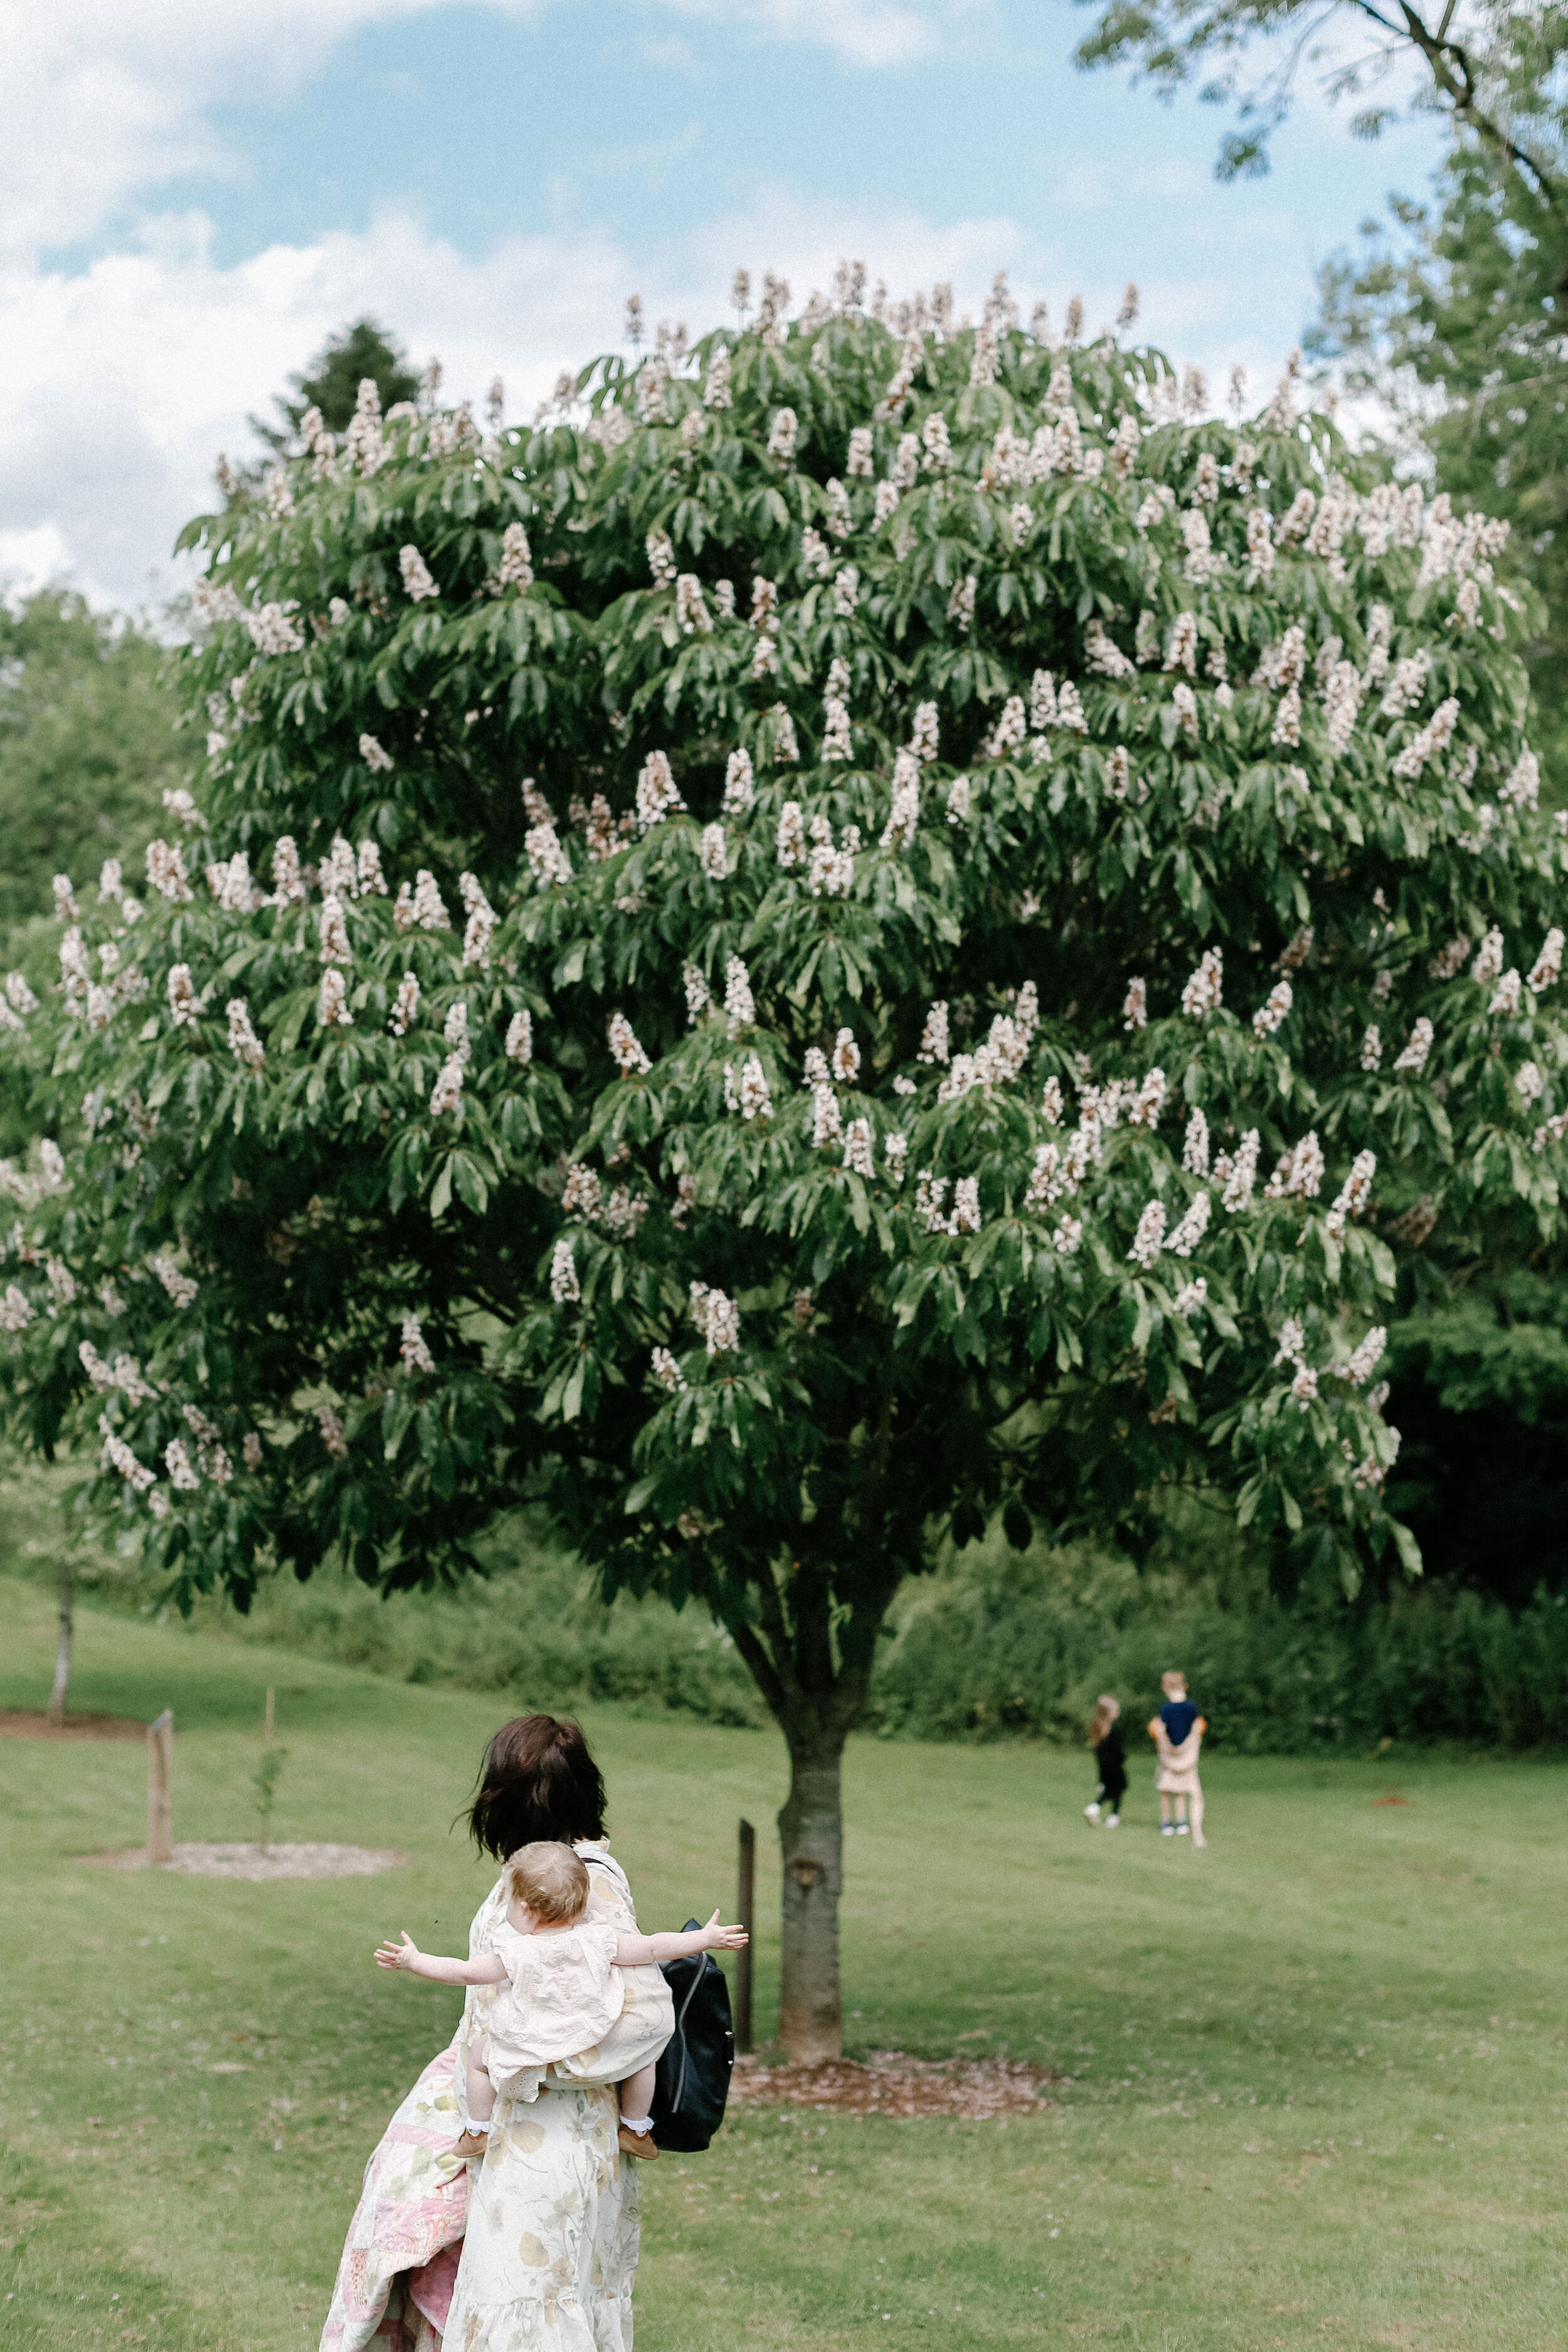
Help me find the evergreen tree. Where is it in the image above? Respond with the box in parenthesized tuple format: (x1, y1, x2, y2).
(252, 319, 423, 453)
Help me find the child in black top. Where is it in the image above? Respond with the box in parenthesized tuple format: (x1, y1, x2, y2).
(1084, 1694, 1126, 1828)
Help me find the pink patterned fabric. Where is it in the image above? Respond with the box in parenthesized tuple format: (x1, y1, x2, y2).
(320, 2039, 470, 2352)
(408, 2243, 462, 2334)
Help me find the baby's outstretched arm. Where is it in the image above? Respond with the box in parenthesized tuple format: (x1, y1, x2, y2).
(612, 1909, 748, 1968)
(374, 1931, 508, 1986)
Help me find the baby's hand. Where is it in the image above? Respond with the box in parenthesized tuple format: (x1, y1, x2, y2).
(374, 1931, 421, 1971)
(698, 1908, 749, 1952)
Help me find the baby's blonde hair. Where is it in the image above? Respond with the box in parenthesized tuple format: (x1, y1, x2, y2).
(505, 1840, 590, 1924)
(1161, 1670, 1188, 1697)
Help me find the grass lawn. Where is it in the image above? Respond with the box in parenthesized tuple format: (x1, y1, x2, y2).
(2, 1571, 1567, 2351)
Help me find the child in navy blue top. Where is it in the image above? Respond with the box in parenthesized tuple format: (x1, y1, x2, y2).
(1150, 1671, 1207, 1843)
(1158, 1681, 1199, 1749)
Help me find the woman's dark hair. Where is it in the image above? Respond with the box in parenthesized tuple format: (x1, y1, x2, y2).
(467, 1714, 607, 1860)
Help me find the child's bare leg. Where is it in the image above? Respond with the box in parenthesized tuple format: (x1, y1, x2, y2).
(1190, 1787, 1206, 1848)
(1159, 1794, 1173, 1831)
(618, 2062, 659, 2161)
(454, 2035, 494, 2159)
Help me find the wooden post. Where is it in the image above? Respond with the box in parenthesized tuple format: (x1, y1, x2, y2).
(736, 1816, 755, 2054)
(147, 1709, 173, 1865)
(265, 1687, 275, 1744)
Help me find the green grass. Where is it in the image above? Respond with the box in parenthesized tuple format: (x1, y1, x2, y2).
(2, 1574, 1567, 2352)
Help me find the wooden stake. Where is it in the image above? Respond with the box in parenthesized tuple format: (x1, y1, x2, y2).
(265, 1687, 274, 1745)
(736, 1816, 755, 2054)
(147, 1709, 173, 1865)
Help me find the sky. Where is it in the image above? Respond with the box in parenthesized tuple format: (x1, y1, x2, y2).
(3, 0, 1441, 612)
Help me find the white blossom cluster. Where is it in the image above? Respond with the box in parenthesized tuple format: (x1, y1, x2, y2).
(394, 871, 451, 932)
(1253, 981, 1292, 1038)
(152, 1253, 198, 1308)
(690, 1280, 741, 1354)
(723, 1054, 771, 1121)
(1126, 1199, 1166, 1269)
(807, 815, 859, 896)
(1390, 696, 1459, 781)
(428, 1002, 472, 1116)
(459, 873, 499, 967)
(1392, 1018, 1434, 1076)
(146, 840, 193, 903)
(1167, 1190, 1210, 1257)
(914, 1171, 983, 1236)
(936, 990, 1037, 1101)
(400, 546, 439, 603)
(1528, 930, 1563, 992)
(246, 602, 305, 656)
(1181, 948, 1223, 1019)
(400, 1314, 436, 1374)
(1216, 1130, 1261, 1211)
(608, 1011, 652, 1076)
(550, 1237, 580, 1304)
(226, 999, 264, 1071)
(1325, 1150, 1377, 1239)
(636, 751, 686, 832)
(1264, 1131, 1325, 1200)
(496, 522, 533, 589)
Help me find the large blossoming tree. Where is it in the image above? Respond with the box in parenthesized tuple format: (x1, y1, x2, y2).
(3, 281, 1564, 2058)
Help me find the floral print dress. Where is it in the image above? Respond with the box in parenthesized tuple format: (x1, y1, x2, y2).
(320, 1845, 672, 2352)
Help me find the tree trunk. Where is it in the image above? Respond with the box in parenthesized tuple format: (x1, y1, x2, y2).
(775, 1714, 848, 2064)
(46, 1557, 73, 1727)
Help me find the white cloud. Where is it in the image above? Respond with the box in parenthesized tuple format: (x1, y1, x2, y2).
(0, 524, 77, 599)
(653, 0, 958, 70)
(0, 180, 1323, 611)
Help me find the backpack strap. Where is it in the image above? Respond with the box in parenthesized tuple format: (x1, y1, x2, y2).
(669, 1952, 711, 2112)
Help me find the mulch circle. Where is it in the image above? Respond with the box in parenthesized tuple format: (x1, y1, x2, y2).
(90, 1841, 406, 1880)
(730, 2050, 1059, 2119)
(0, 1709, 149, 1741)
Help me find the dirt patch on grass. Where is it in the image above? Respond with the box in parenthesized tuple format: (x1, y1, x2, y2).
(89, 1841, 406, 1880)
(0, 1709, 148, 1741)
(730, 2050, 1059, 2119)
(1370, 1789, 1414, 1807)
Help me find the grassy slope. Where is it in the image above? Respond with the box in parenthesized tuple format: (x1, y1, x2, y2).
(2, 1576, 1566, 2352)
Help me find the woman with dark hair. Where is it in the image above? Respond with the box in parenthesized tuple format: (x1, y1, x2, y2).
(320, 1715, 672, 2352)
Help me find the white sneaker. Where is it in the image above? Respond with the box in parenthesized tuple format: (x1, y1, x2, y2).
(1175, 1822, 1190, 1836)
(1160, 1823, 1175, 1836)
(1104, 1814, 1120, 1828)
(1083, 1803, 1101, 1823)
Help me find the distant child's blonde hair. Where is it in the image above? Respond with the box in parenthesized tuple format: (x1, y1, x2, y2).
(1089, 1693, 1120, 1745)
(505, 1839, 590, 1924)
(1161, 1670, 1188, 1697)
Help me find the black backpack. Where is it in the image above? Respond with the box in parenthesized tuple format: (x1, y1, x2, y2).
(649, 1923, 735, 2152)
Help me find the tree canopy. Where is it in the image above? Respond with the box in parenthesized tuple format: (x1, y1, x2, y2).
(1313, 9, 1568, 780)
(1075, 0, 1568, 186)
(2, 282, 1563, 2053)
